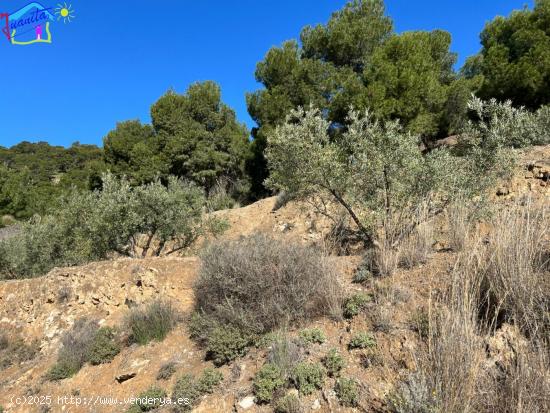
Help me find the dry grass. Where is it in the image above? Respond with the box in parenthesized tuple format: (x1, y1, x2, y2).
(195, 234, 344, 335)
(482, 201, 549, 340)
(445, 200, 474, 251)
(394, 199, 550, 413)
(399, 221, 433, 269)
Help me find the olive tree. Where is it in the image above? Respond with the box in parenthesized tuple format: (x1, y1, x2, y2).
(265, 102, 515, 248)
(0, 174, 226, 279)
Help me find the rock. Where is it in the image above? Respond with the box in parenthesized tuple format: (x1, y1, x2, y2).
(115, 372, 136, 383)
(238, 396, 255, 410)
(311, 398, 321, 410)
(486, 323, 527, 370)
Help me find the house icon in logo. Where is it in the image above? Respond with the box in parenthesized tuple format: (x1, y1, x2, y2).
(6, 2, 55, 45)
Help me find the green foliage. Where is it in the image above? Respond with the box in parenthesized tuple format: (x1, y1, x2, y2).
(0, 142, 103, 219)
(253, 363, 286, 403)
(274, 393, 302, 413)
(299, 328, 326, 344)
(343, 292, 372, 319)
(349, 332, 377, 350)
(128, 387, 167, 412)
(335, 377, 359, 407)
(204, 324, 252, 366)
(150, 81, 252, 196)
(465, 97, 550, 149)
(465, 1, 550, 109)
(87, 327, 120, 365)
(291, 362, 326, 395)
(364, 30, 478, 138)
(104, 121, 165, 186)
(162, 367, 221, 413)
(103, 82, 252, 202)
(248, 0, 474, 194)
(171, 374, 201, 412)
(323, 348, 346, 377)
(266, 105, 514, 248)
(126, 300, 178, 345)
(196, 367, 223, 394)
(0, 174, 223, 279)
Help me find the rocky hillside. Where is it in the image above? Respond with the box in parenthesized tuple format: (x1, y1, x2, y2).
(0, 146, 548, 413)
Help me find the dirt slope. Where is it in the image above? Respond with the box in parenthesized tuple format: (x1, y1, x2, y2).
(0, 145, 548, 413)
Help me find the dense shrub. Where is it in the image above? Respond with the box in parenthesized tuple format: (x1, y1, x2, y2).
(126, 300, 178, 345)
(274, 393, 302, 413)
(343, 292, 371, 319)
(196, 234, 343, 333)
(335, 378, 359, 407)
(196, 367, 223, 394)
(0, 174, 225, 279)
(191, 234, 343, 363)
(266, 102, 516, 252)
(169, 368, 222, 412)
(87, 327, 120, 365)
(299, 328, 326, 345)
(253, 363, 286, 403)
(205, 324, 252, 366)
(171, 374, 200, 412)
(46, 319, 119, 380)
(348, 332, 376, 350)
(323, 348, 345, 377)
(291, 362, 325, 395)
(127, 387, 167, 412)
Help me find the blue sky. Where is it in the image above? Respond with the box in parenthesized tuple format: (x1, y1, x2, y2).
(0, 0, 534, 148)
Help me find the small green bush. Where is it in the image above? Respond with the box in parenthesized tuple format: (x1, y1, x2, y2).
(291, 362, 325, 395)
(299, 328, 326, 345)
(274, 393, 302, 413)
(126, 300, 178, 345)
(205, 324, 252, 366)
(46, 359, 81, 381)
(323, 348, 345, 377)
(253, 363, 286, 403)
(348, 332, 376, 350)
(335, 377, 359, 407)
(87, 327, 120, 365)
(196, 367, 223, 394)
(0, 404, 4, 413)
(157, 361, 177, 380)
(343, 293, 371, 319)
(171, 374, 200, 412)
(128, 387, 167, 412)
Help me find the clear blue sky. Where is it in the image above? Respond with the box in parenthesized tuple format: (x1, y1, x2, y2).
(0, 0, 534, 148)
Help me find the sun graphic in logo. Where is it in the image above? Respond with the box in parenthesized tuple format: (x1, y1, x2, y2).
(55, 3, 75, 23)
